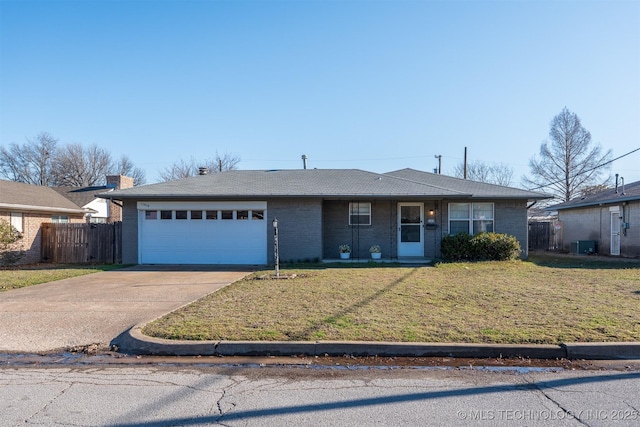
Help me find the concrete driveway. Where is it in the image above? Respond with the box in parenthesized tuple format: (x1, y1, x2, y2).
(0, 266, 251, 353)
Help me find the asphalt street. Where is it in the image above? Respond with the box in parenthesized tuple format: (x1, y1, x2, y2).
(1, 363, 639, 426)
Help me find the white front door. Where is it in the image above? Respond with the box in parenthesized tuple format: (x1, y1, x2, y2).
(611, 211, 621, 256)
(398, 203, 424, 257)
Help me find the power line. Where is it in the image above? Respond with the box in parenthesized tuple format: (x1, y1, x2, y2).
(528, 146, 640, 191)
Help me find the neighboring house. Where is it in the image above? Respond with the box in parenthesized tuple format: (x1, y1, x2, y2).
(97, 168, 549, 265)
(0, 179, 88, 264)
(52, 175, 134, 223)
(548, 179, 640, 258)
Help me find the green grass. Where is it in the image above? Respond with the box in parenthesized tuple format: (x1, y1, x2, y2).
(143, 254, 640, 344)
(0, 264, 126, 291)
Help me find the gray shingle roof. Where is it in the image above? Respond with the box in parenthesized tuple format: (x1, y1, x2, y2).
(52, 186, 113, 208)
(385, 169, 551, 199)
(549, 180, 640, 210)
(99, 169, 549, 200)
(0, 179, 87, 213)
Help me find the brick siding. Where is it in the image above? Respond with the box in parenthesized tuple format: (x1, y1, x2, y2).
(267, 198, 323, 263)
(106, 175, 134, 223)
(322, 200, 442, 259)
(121, 200, 139, 264)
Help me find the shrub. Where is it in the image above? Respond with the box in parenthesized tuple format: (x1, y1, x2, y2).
(471, 232, 521, 261)
(441, 232, 473, 261)
(0, 218, 25, 266)
(441, 232, 521, 262)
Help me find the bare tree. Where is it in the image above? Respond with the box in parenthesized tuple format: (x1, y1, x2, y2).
(522, 107, 612, 202)
(159, 152, 240, 182)
(1, 133, 146, 187)
(580, 184, 609, 197)
(453, 161, 514, 186)
(51, 143, 113, 186)
(0, 132, 58, 185)
(114, 155, 146, 186)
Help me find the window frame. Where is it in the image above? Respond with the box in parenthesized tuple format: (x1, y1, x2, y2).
(51, 215, 70, 224)
(349, 202, 372, 226)
(448, 202, 494, 235)
(10, 212, 23, 232)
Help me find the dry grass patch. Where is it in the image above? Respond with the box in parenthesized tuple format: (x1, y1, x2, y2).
(143, 255, 640, 344)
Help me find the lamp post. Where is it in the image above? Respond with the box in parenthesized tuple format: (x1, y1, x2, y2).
(272, 218, 279, 278)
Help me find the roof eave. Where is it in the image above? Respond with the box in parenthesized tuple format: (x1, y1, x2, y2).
(94, 193, 555, 200)
(554, 195, 640, 210)
(0, 202, 90, 215)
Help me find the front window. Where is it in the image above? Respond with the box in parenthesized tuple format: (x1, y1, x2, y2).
(349, 202, 371, 225)
(448, 203, 494, 235)
(10, 212, 23, 232)
(473, 203, 494, 234)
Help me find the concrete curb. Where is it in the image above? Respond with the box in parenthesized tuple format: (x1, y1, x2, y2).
(113, 325, 640, 360)
(562, 342, 640, 360)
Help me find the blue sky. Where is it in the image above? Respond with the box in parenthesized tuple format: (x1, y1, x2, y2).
(1, 0, 638, 185)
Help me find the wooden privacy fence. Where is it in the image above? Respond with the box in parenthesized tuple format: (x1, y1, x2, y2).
(528, 220, 562, 251)
(41, 222, 122, 264)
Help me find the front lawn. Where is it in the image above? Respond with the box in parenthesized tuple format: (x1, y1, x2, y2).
(0, 264, 125, 291)
(143, 254, 640, 344)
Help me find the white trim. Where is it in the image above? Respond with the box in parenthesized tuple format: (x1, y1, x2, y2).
(398, 202, 424, 257)
(348, 202, 372, 226)
(448, 202, 495, 235)
(610, 211, 621, 256)
(609, 206, 620, 212)
(10, 212, 23, 232)
(137, 201, 267, 210)
(0, 202, 89, 214)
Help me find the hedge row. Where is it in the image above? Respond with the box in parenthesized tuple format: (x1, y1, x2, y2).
(440, 232, 521, 261)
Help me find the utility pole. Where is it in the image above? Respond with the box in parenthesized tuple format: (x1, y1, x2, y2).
(463, 147, 468, 179)
(434, 155, 442, 174)
(301, 154, 308, 169)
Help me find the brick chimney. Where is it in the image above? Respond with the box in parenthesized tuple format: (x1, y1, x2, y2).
(106, 175, 134, 223)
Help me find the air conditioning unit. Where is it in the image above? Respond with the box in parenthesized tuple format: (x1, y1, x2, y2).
(570, 240, 597, 255)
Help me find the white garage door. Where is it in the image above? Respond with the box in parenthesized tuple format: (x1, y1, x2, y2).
(137, 201, 267, 265)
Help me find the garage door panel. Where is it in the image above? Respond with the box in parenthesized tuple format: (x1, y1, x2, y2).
(138, 203, 267, 265)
